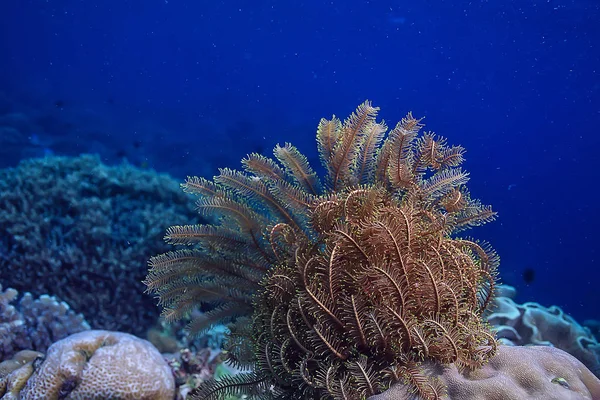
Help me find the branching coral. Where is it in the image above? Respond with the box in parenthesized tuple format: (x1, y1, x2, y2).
(0, 155, 199, 334)
(145, 102, 500, 399)
(0, 285, 90, 361)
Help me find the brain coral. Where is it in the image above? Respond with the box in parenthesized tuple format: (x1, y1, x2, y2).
(0, 350, 44, 399)
(0, 154, 199, 334)
(19, 330, 175, 399)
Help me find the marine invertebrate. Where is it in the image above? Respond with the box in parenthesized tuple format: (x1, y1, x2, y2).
(0, 154, 199, 334)
(145, 102, 499, 399)
(370, 346, 600, 400)
(487, 286, 600, 377)
(0, 350, 44, 399)
(18, 330, 175, 399)
(0, 285, 90, 361)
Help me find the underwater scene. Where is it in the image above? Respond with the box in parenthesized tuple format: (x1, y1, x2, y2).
(0, 1, 599, 399)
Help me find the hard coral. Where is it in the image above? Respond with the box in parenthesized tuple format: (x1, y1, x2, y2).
(19, 330, 175, 399)
(0, 285, 89, 361)
(146, 102, 499, 399)
(369, 345, 600, 400)
(488, 287, 600, 378)
(0, 154, 199, 334)
(0, 350, 44, 399)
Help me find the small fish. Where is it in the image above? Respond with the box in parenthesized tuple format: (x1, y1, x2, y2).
(522, 268, 535, 284)
(551, 377, 569, 389)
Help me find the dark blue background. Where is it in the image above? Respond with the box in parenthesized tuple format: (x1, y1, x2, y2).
(1, 0, 598, 321)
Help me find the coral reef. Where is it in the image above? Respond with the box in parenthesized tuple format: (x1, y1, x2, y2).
(146, 317, 232, 398)
(13, 330, 175, 399)
(368, 345, 600, 400)
(168, 347, 226, 400)
(487, 285, 600, 377)
(0, 154, 199, 334)
(147, 314, 229, 354)
(0, 285, 90, 361)
(146, 102, 499, 399)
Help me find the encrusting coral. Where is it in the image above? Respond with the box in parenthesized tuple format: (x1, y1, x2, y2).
(370, 345, 600, 400)
(487, 286, 600, 378)
(145, 102, 500, 399)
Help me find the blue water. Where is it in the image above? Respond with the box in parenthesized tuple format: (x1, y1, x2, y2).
(0, 0, 598, 322)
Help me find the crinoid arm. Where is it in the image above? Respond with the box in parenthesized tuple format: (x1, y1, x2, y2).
(146, 102, 499, 400)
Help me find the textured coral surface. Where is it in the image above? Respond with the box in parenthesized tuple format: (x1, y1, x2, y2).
(369, 345, 600, 400)
(488, 286, 600, 378)
(0, 350, 44, 399)
(20, 330, 175, 400)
